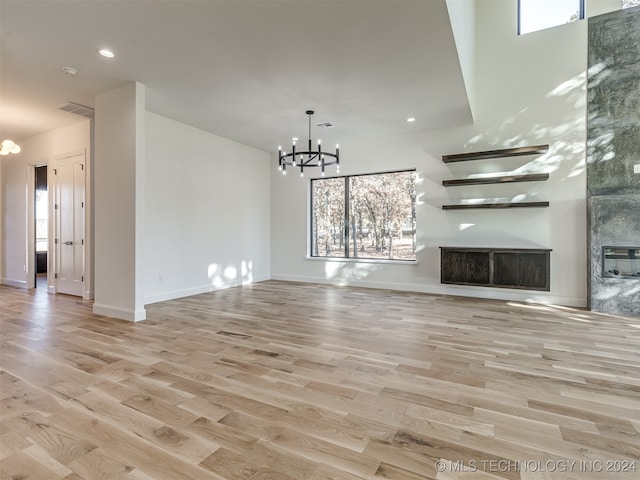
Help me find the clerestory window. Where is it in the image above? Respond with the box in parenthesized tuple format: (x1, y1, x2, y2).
(518, 0, 585, 35)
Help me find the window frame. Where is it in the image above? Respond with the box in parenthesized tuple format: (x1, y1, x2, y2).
(309, 168, 417, 263)
(517, 0, 585, 35)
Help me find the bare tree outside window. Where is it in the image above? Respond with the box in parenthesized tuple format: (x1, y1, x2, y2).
(311, 177, 345, 257)
(311, 170, 416, 261)
(623, 0, 640, 8)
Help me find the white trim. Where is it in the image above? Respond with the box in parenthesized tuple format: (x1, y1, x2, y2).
(144, 274, 271, 305)
(270, 274, 586, 308)
(305, 256, 417, 266)
(1, 278, 28, 288)
(26, 166, 36, 289)
(93, 303, 146, 322)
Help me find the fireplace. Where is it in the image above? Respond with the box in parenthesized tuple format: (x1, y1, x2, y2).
(603, 247, 640, 279)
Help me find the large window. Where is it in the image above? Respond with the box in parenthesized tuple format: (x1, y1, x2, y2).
(518, 0, 584, 35)
(311, 170, 416, 261)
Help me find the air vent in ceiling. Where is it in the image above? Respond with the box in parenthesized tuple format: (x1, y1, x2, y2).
(59, 102, 95, 119)
(317, 122, 333, 128)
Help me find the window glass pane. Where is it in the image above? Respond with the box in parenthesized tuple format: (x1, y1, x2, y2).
(311, 170, 416, 261)
(349, 171, 416, 261)
(519, 0, 583, 35)
(311, 177, 345, 257)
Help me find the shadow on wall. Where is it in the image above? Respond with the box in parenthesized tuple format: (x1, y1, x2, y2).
(208, 261, 253, 288)
(463, 71, 588, 183)
(314, 68, 590, 292)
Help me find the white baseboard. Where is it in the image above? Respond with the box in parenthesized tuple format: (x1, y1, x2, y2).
(270, 274, 587, 308)
(144, 274, 271, 305)
(93, 303, 146, 322)
(1, 278, 28, 288)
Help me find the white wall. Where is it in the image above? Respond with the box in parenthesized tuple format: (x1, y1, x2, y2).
(144, 112, 271, 304)
(1, 120, 91, 289)
(270, 0, 610, 307)
(446, 0, 476, 119)
(93, 83, 146, 321)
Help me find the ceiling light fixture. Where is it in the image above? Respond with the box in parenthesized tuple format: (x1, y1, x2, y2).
(278, 110, 339, 178)
(0, 139, 21, 155)
(62, 66, 78, 76)
(98, 48, 115, 58)
(406, 117, 416, 122)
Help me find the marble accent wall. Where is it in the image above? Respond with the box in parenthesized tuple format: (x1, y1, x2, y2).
(587, 6, 640, 315)
(589, 196, 640, 314)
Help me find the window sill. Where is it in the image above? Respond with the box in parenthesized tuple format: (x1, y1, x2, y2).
(306, 256, 417, 266)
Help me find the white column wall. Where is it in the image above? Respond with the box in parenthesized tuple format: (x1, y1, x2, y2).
(144, 112, 271, 304)
(270, 0, 624, 307)
(446, 0, 476, 119)
(93, 82, 146, 321)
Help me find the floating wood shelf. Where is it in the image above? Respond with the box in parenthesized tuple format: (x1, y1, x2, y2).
(442, 201, 550, 210)
(442, 144, 549, 163)
(442, 173, 549, 187)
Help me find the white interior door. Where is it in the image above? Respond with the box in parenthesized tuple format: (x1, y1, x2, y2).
(55, 153, 85, 296)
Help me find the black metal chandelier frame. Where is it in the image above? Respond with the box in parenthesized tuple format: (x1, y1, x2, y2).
(278, 110, 339, 177)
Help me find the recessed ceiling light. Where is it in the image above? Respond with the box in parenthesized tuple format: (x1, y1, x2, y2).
(98, 48, 115, 58)
(406, 117, 416, 123)
(291, 137, 299, 141)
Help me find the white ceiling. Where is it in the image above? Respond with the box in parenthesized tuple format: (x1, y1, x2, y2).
(0, 0, 472, 153)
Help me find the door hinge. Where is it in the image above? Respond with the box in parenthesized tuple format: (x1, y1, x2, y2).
(81, 239, 84, 245)
(55, 238, 59, 244)
(81, 201, 84, 208)
(81, 164, 84, 171)
(81, 276, 84, 282)
(54, 273, 58, 279)
(54, 204, 59, 210)
(53, 169, 57, 175)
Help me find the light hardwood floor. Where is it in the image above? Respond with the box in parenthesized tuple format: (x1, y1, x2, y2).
(1, 280, 638, 479)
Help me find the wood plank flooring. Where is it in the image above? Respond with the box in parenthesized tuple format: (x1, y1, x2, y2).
(1, 280, 638, 479)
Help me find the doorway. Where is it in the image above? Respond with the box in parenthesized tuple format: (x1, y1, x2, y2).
(34, 165, 48, 289)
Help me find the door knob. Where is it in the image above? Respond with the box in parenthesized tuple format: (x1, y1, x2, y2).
(63, 241, 73, 245)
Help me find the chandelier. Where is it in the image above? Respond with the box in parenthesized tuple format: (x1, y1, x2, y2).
(0, 139, 21, 155)
(278, 110, 339, 177)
